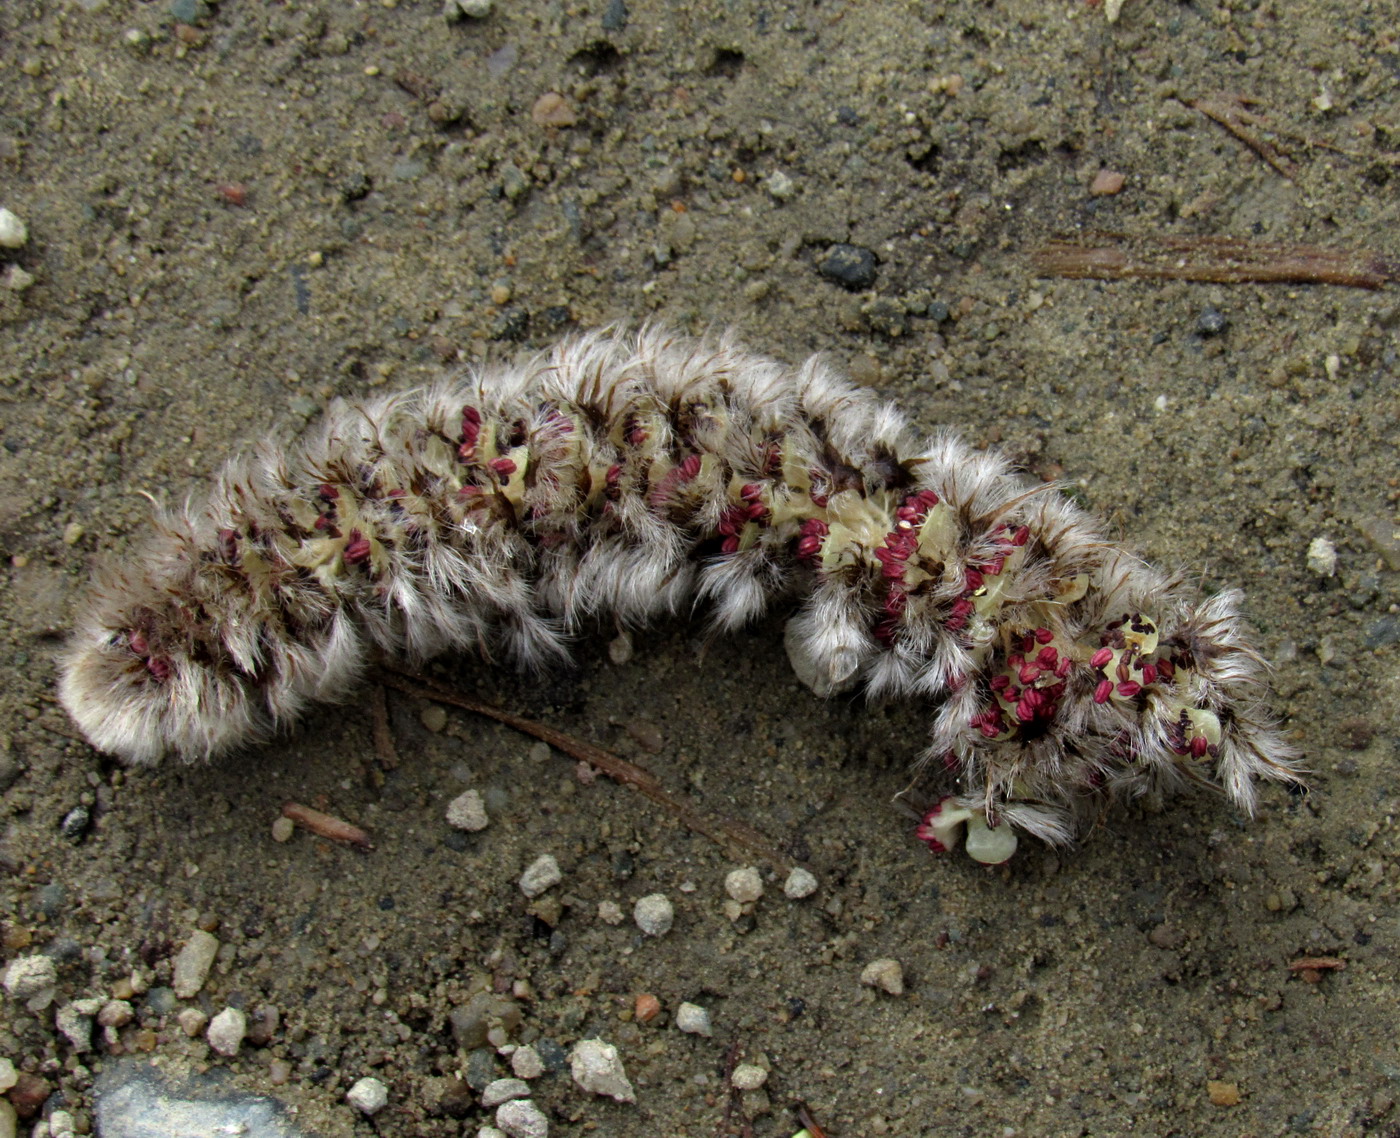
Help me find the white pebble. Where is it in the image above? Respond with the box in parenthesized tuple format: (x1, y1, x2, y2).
(860, 958, 905, 996)
(783, 866, 818, 899)
(481, 1078, 531, 1107)
(172, 929, 220, 998)
(495, 1098, 549, 1137)
(3, 265, 34, 292)
(177, 1007, 208, 1037)
(1307, 536, 1337, 577)
(47, 1109, 75, 1138)
(518, 854, 562, 898)
(346, 1076, 389, 1115)
(511, 1045, 545, 1080)
(766, 170, 796, 200)
(455, 0, 492, 15)
(596, 900, 624, 925)
(55, 1000, 100, 1053)
(2, 954, 57, 1004)
(446, 789, 490, 831)
(731, 1063, 768, 1091)
(724, 865, 763, 904)
(632, 893, 674, 937)
(0, 1055, 16, 1090)
(0, 207, 27, 249)
(206, 1007, 247, 1056)
(270, 816, 295, 842)
(674, 1001, 712, 1036)
(570, 1038, 635, 1103)
(478, 1129, 508, 1138)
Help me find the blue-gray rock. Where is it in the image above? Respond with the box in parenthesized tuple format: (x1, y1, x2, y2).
(95, 1062, 309, 1138)
(819, 244, 878, 290)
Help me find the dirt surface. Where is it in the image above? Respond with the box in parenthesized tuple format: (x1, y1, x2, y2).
(2, 0, 1399, 1135)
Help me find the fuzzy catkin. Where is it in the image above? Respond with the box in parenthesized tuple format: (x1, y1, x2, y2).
(58, 328, 1299, 856)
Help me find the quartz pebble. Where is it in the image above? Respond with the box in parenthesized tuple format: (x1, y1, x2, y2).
(0, 1056, 16, 1091)
(596, 900, 624, 925)
(496, 1098, 549, 1137)
(519, 855, 562, 898)
(570, 1038, 635, 1103)
(1307, 536, 1338, 577)
(783, 866, 818, 899)
(177, 1007, 208, 1037)
(731, 1063, 768, 1091)
(172, 929, 220, 998)
(860, 958, 905, 996)
(206, 1007, 247, 1056)
(2, 954, 57, 1007)
(0, 207, 27, 249)
(446, 789, 489, 832)
(632, 893, 674, 937)
(270, 816, 295, 842)
(724, 866, 763, 904)
(482, 1078, 531, 1107)
(675, 1001, 712, 1036)
(55, 998, 102, 1052)
(346, 1076, 389, 1115)
(510, 1045, 545, 1080)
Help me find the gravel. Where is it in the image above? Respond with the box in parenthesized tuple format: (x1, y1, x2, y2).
(346, 1077, 389, 1116)
(2, 954, 57, 1006)
(171, 930, 219, 999)
(674, 1002, 712, 1036)
(632, 892, 674, 936)
(569, 1038, 636, 1103)
(724, 866, 763, 904)
(518, 855, 562, 898)
(0, 207, 26, 249)
(481, 1078, 531, 1107)
(495, 1098, 549, 1137)
(206, 1007, 247, 1057)
(446, 789, 490, 832)
(783, 866, 818, 899)
(860, 958, 905, 996)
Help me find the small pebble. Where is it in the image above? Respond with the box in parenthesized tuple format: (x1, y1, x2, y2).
(519, 854, 562, 898)
(860, 958, 905, 996)
(270, 816, 295, 843)
(783, 866, 818, 899)
(570, 1038, 636, 1103)
(177, 1006, 208, 1037)
(496, 1099, 549, 1137)
(766, 170, 796, 200)
(818, 243, 878, 290)
(1207, 1080, 1241, 1107)
(1196, 306, 1229, 336)
(511, 1045, 545, 1080)
(632, 893, 674, 937)
(420, 704, 448, 733)
(1306, 536, 1337, 577)
(2, 954, 57, 1004)
(0, 207, 27, 249)
(55, 1000, 99, 1052)
(482, 1078, 531, 1107)
(446, 789, 490, 832)
(724, 866, 763, 904)
(207, 1007, 247, 1056)
(596, 900, 624, 925)
(1, 265, 33, 291)
(633, 992, 661, 1023)
(731, 1063, 767, 1091)
(454, 0, 492, 15)
(675, 1002, 712, 1036)
(346, 1076, 389, 1115)
(0, 1056, 15, 1091)
(172, 929, 220, 998)
(1089, 169, 1125, 196)
(97, 998, 133, 1028)
(531, 92, 576, 128)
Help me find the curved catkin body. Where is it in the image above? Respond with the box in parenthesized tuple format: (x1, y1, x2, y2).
(58, 328, 1300, 860)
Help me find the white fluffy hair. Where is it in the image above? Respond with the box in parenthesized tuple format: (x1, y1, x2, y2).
(58, 327, 1300, 852)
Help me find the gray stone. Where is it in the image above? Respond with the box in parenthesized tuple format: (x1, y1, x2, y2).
(569, 1038, 635, 1103)
(172, 929, 220, 998)
(94, 1062, 307, 1138)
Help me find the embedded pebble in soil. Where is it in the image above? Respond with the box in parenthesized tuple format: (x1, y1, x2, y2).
(2, 955, 56, 1009)
(632, 893, 674, 936)
(731, 1063, 768, 1091)
(346, 1077, 388, 1116)
(570, 1038, 636, 1103)
(0, 207, 26, 249)
(783, 866, 818, 899)
(511, 1045, 545, 1080)
(860, 958, 905, 996)
(207, 1007, 247, 1057)
(518, 854, 561, 898)
(675, 1002, 712, 1036)
(495, 1098, 549, 1137)
(446, 789, 490, 831)
(724, 866, 763, 904)
(481, 1078, 531, 1107)
(172, 930, 220, 999)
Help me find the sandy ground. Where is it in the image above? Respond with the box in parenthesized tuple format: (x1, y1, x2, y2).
(1, 0, 1399, 1135)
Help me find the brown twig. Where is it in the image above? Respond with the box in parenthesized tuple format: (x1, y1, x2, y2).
(281, 802, 374, 851)
(370, 684, 400, 771)
(376, 668, 796, 871)
(1187, 92, 1299, 178)
(793, 1102, 830, 1138)
(1031, 232, 1398, 289)
(1288, 955, 1346, 983)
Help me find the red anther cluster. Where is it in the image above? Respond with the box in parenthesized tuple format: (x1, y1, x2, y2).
(1088, 613, 1165, 705)
(648, 453, 706, 509)
(717, 482, 770, 554)
(624, 414, 647, 447)
(318, 484, 339, 503)
(458, 406, 482, 462)
(975, 628, 1073, 739)
(343, 529, 372, 566)
(793, 515, 827, 562)
(126, 630, 171, 683)
(871, 490, 940, 643)
(488, 457, 518, 478)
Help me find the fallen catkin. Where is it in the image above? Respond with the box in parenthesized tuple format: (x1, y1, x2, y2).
(58, 328, 1300, 861)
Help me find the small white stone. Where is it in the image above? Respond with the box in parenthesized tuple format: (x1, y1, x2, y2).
(570, 1038, 636, 1103)
(0, 207, 27, 249)
(674, 1001, 712, 1036)
(172, 929, 220, 998)
(456, 0, 492, 15)
(481, 1078, 531, 1107)
(346, 1076, 389, 1115)
(596, 900, 624, 925)
(0, 1055, 16, 1091)
(55, 1002, 96, 1053)
(724, 866, 763, 904)
(511, 1045, 545, 1080)
(518, 854, 562, 898)
(2, 265, 34, 292)
(2, 951, 56, 996)
(783, 866, 818, 899)
(731, 1063, 768, 1091)
(47, 1109, 75, 1138)
(1306, 536, 1337, 577)
(446, 789, 490, 832)
(766, 170, 796, 200)
(477, 1129, 508, 1138)
(206, 1007, 247, 1056)
(495, 1098, 549, 1137)
(860, 958, 905, 996)
(632, 893, 674, 937)
(270, 816, 295, 842)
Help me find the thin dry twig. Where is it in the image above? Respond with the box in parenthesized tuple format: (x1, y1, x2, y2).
(1187, 92, 1299, 178)
(1289, 955, 1346, 983)
(793, 1102, 831, 1138)
(1032, 231, 1398, 289)
(370, 684, 400, 771)
(376, 667, 795, 871)
(281, 801, 374, 851)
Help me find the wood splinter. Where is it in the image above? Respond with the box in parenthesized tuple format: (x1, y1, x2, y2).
(281, 801, 374, 851)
